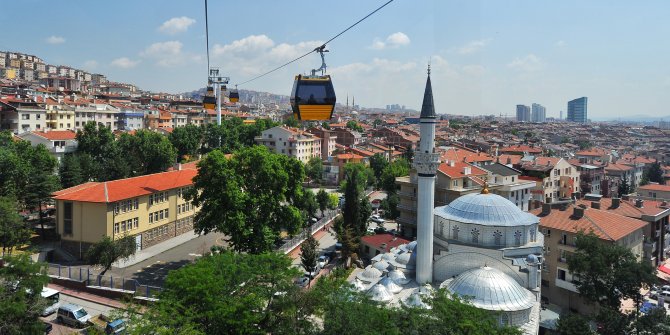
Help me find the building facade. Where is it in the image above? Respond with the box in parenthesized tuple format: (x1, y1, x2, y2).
(255, 126, 322, 163)
(567, 97, 588, 123)
(531, 103, 546, 123)
(516, 105, 531, 122)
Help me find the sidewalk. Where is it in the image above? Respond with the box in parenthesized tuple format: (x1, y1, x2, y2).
(113, 230, 201, 269)
(48, 283, 125, 309)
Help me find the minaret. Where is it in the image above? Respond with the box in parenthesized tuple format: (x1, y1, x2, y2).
(414, 65, 440, 285)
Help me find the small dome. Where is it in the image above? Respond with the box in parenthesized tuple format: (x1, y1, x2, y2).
(357, 266, 383, 283)
(404, 292, 431, 309)
(368, 284, 393, 303)
(381, 253, 396, 262)
(388, 269, 410, 285)
(435, 193, 539, 227)
(351, 278, 366, 291)
(399, 240, 418, 252)
(442, 266, 534, 311)
(393, 251, 416, 270)
(379, 276, 403, 293)
(373, 260, 392, 272)
(526, 254, 539, 264)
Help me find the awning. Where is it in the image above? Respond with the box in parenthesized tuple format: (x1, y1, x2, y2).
(658, 264, 670, 275)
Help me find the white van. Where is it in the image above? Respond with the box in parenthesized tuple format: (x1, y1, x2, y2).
(40, 287, 60, 316)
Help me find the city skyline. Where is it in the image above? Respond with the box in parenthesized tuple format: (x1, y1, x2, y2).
(2, 1, 669, 119)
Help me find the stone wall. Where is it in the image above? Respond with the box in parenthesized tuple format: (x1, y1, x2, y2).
(142, 215, 194, 249)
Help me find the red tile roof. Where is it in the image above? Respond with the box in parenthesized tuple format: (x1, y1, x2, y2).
(499, 145, 542, 154)
(639, 184, 670, 192)
(441, 148, 494, 164)
(31, 130, 76, 140)
(532, 205, 647, 242)
(361, 233, 410, 250)
(575, 197, 669, 218)
(437, 162, 487, 179)
(497, 154, 522, 165)
(52, 169, 197, 203)
(605, 163, 633, 171)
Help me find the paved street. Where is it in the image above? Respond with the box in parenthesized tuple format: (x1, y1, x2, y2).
(107, 232, 227, 287)
(41, 293, 118, 334)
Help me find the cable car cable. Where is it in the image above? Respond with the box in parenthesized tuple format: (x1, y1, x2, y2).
(205, 0, 210, 76)
(236, 0, 394, 87)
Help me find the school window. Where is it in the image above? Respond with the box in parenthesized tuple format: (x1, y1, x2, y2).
(114, 222, 120, 234)
(63, 202, 73, 235)
(149, 213, 153, 224)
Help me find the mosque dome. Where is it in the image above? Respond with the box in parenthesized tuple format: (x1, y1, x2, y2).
(388, 269, 410, 285)
(357, 266, 383, 283)
(373, 260, 392, 272)
(393, 251, 416, 270)
(434, 193, 538, 227)
(379, 276, 403, 293)
(381, 253, 396, 262)
(442, 266, 534, 311)
(526, 254, 539, 264)
(368, 284, 393, 303)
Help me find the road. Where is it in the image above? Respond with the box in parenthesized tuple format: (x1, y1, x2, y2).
(41, 293, 118, 334)
(107, 232, 227, 287)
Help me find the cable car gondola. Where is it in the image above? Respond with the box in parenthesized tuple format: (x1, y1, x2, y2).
(203, 86, 216, 109)
(229, 85, 239, 103)
(290, 46, 336, 121)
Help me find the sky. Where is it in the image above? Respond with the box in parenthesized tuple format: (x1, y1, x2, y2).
(2, 0, 669, 120)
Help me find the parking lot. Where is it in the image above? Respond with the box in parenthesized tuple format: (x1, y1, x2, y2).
(41, 293, 117, 334)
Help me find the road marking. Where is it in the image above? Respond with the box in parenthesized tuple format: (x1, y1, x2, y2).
(188, 253, 202, 257)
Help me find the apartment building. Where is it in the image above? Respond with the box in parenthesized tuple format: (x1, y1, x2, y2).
(51, 168, 198, 259)
(569, 160, 606, 195)
(638, 184, 670, 200)
(306, 127, 338, 160)
(532, 203, 645, 314)
(255, 126, 322, 163)
(480, 163, 535, 211)
(18, 130, 78, 164)
(604, 163, 635, 196)
(43, 97, 75, 130)
(518, 157, 580, 203)
(0, 97, 47, 133)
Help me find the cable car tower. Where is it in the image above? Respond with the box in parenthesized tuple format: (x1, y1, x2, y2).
(208, 67, 229, 125)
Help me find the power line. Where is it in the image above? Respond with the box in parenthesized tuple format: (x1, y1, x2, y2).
(236, 0, 394, 87)
(205, 0, 210, 76)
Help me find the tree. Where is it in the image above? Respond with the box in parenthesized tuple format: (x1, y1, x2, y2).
(0, 197, 31, 256)
(117, 130, 177, 176)
(321, 122, 330, 130)
(327, 193, 339, 210)
(284, 116, 300, 128)
(300, 235, 319, 281)
(86, 235, 137, 276)
(0, 254, 50, 335)
(618, 175, 631, 196)
(316, 189, 329, 217)
(169, 124, 202, 162)
(646, 161, 664, 184)
(305, 157, 323, 185)
(59, 153, 84, 188)
(345, 120, 363, 132)
(369, 153, 389, 188)
(187, 146, 305, 253)
(403, 146, 414, 162)
(21, 143, 59, 239)
(125, 252, 315, 335)
(380, 158, 410, 194)
(380, 193, 400, 220)
(299, 189, 318, 222)
(555, 313, 594, 335)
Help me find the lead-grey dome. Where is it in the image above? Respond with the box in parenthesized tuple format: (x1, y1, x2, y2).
(434, 193, 539, 227)
(441, 266, 534, 311)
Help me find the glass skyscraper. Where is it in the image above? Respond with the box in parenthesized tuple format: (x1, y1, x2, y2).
(567, 97, 588, 123)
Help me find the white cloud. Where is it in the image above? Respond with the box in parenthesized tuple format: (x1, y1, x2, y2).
(368, 32, 411, 50)
(46, 36, 65, 44)
(140, 41, 187, 67)
(555, 40, 567, 47)
(457, 39, 491, 54)
(158, 16, 196, 35)
(462, 64, 486, 76)
(110, 57, 140, 69)
(83, 60, 98, 70)
(507, 54, 543, 72)
(213, 35, 275, 57)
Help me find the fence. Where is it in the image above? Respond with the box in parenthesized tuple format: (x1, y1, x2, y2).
(277, 209, 339, 254)
(46, 263, 162, 299)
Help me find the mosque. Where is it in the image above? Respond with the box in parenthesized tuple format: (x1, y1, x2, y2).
(352, 67, 544, 334)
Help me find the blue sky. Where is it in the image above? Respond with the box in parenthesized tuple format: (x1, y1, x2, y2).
(2, 0, 669, 119)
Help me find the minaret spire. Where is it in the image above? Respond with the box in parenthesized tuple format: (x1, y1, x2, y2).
(414, 65, 440, 285)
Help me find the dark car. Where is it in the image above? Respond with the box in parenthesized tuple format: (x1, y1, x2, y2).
(43, 322, 52, 334)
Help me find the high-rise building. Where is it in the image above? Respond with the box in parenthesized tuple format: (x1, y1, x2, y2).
(531, 103, 546, 123)
(516, 105, 530, 122)
(567, 97, 588, 123)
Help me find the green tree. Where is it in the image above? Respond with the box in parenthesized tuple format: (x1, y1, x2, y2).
(305, 156, 323, 186)
(321, 122, 330, 130)
(284, 116, 300, 128)
(0, 254, 49, 335)
(369, 153, 389, 187)
(59, 153, 84, 188)
(555, 313, 594, 335)
(187, 146, 305, 253)
(118, 130, 177, 176)
(380, 158, 410, 194)
(403, 146, 414, 162)
(86, 235, 137, 276)
(300, 234, 319, 279)
(169, 124, 202, 162)
(646, 161, 664, 184)
(327, 193, 339, 210)
(618, 175, 631, 196)
(22, 144, 59, 239)
(380, 193, 400, 220)
(346, 120, 363, 132)
(567, 231, 656, 311)
(0, 197, 31, 256)
(300, 189, 318, 222)
(316, 189, 329, 217)
(126, 252, 314, 335)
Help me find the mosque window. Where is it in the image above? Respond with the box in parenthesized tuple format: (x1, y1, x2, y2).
(452, 226, 459, 240)
(514, 230, 522, 245)
(471, 228, 480, 244)
(529, 228, 537, 242)
(500, 313, 509, 326)
(494, 230, 503, 245)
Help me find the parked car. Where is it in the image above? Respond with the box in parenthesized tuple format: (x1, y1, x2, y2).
(56, 303, 91, 328)
(317, 255, 330, 268)
(89, 314, 126, 334)
(650, 290, 670, 301)
(374, 227, 387, 234)
(295, 275, 310, 288)
(43, 322, 52, 334)
(370, 215, 385, 224)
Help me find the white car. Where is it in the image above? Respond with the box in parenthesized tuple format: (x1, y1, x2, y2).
(317, 255, 330, 269)
(370, 215, 385, 224)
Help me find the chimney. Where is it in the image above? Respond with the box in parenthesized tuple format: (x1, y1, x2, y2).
(591, 201, 600, 209)
(174, 162, 182, 171)
(463, 167, 471, 175)
(573, 207, 585, 219)
(541, 203, 552, 215)
(635, 199, 644, 208)
(449, 160, 455, 167)
(612, 197, 621, 209)
(622, 194, 630, 201)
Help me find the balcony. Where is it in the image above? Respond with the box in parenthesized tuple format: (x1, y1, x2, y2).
(644, 241, 657, 254)
(397, 191, 416, 200)
(397, 203, 416, 212)
(555, 278, 579, 293)
(396, 216, 416, 226)
(52, 145, 77, 153)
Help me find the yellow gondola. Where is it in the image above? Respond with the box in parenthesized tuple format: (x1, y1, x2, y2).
(202, 86, 216, 109)
(229, 87, 240, 103)
(290, 74, 336, 120)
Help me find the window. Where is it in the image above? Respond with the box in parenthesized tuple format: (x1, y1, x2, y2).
(121, 221, 126, 232)
(63, 202, 73, 235)
(514, 230, 522, 245)
(22, 114, 30, 120)
(560, 249, 567, 262)
(557, 269, 566, 281)
(542, 228, 551, 238)
(149, 213, 153, 224)
(133, 218, 139, 229)
(471, 228, 480, 244)
(500, 313, 509, 326)
(561, 233, 567, 245)
(165, 208, 169, 218)
(114, 222, 120, 234)
(452, 226, 459, 240)
(133, 199, 138, 210)
(494, 230, 503, 245)
(530, 228, 537, 242)
(159, 210, 164, 220)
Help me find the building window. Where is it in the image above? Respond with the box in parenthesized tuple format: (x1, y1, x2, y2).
(494, 230, 503, 245)
(557, 269, 566, 281)
(514, 230, 522, 246)
(133, 217, 139, 229)
(530, 228, 537, 242)
(114, 222, 120, 234)
(452, 226, 459, 240)
(471, 228, 480, 244)
(149, 213, 153, 224)
(22, 114, 30, 120)
(63, 202, 73, 235)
